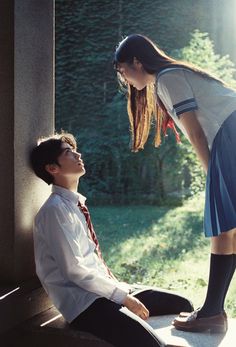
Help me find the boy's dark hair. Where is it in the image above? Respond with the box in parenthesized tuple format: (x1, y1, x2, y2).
(30, 133, 77, 185)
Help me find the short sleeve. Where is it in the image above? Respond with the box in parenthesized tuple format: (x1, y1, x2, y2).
(157, 69, 198, 117)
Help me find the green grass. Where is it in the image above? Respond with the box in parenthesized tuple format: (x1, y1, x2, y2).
(90, 193, 236, 318)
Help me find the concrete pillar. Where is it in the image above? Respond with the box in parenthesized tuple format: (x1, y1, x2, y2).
(0, 0, 54, 284)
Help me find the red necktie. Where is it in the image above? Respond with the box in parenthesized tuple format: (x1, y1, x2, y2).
(78, 201, 115, 279)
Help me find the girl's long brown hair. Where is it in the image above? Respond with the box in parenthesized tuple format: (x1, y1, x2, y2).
(114, 34, 225, 152)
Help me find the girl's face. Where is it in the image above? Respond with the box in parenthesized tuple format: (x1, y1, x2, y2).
(117, 60, 155, 90)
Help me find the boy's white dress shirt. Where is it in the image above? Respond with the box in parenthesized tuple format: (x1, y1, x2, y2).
(33, 185, 130, 322)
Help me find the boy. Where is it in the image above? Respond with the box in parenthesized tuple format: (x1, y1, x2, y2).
(30, 133, 192, 347)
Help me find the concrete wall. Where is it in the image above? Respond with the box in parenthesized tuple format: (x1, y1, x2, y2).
(0, 0, 54, 283)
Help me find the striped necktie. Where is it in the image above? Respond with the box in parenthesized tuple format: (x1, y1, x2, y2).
(78, 201, 115, 279)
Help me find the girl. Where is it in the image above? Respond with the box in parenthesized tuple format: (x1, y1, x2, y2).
(114, 34, 236, 333)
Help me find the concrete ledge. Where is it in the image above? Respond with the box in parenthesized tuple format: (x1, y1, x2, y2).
(2, 306, 113, 347)
(0, 278, 52, 334)
(2, 305, 236, 347)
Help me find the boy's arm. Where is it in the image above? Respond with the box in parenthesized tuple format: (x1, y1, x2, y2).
(35, 205, 129, 305)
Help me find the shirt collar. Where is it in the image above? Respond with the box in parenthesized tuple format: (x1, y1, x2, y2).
(52, 185, 87, 205)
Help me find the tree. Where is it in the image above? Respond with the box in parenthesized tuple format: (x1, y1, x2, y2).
(175, 30, 236, 87)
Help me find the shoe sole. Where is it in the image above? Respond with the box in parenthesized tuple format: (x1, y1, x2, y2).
(174, 323, 227, 334)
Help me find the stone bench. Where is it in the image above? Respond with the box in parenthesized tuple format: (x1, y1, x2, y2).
(0, 279, 109, 347)
(14, 306, 113, 347)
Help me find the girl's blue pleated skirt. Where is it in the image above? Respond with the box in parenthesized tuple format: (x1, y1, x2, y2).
(204, 110, 236, 237)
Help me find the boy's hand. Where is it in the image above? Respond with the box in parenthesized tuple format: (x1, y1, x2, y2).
(123, 294, 149, 320)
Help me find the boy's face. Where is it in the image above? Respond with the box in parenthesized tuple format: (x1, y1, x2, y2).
(52, 142, 86, 179)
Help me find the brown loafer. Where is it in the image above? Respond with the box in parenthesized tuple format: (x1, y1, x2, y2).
(172, 310, 228, 333)
(179, 309, 227, 318)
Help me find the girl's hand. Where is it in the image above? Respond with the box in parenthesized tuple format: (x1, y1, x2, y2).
(122, 294, 149, 320)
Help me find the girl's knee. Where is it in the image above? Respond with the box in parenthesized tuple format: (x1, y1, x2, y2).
(214, 228, 235, 241)
(211, 229, 236, 254)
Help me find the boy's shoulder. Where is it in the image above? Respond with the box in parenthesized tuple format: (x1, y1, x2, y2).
(35, 193, 63, 222)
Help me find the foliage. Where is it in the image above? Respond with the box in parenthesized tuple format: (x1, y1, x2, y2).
(175, 30, 236, 87)
(56, 1, 236, 203)
(178, 139, 205, 195)
(78, 92, 183, 204)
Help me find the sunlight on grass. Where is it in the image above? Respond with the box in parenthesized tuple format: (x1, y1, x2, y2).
(91, 193, 236, 317)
